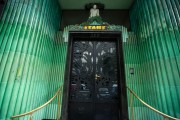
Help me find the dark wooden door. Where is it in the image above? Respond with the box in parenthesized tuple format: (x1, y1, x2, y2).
(69, 39, 119, 120)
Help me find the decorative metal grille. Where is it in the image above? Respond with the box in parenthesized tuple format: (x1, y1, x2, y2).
(70, 41, 118, 103)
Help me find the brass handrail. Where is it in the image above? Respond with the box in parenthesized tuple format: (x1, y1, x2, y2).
(127, 86, 180, 120)
(11, 86, 62, 119)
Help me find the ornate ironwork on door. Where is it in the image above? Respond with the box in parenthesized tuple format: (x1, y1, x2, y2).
(70, 41, 94, 102)
(69, 40, 119, 120)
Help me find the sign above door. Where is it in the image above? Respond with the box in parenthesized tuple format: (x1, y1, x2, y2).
(84, 25, 107, 30)
(62, 15, 129, 42)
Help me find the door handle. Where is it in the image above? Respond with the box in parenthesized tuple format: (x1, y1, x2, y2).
(95, 74, 101, 80)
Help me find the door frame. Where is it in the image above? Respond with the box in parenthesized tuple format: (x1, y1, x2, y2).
(61, 31, 128, 120)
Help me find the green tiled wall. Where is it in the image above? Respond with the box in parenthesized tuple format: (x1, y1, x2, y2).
(124, 0, 180, 119)
(0, 0, 65, 119)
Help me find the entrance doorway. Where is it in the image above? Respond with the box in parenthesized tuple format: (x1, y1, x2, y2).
(61, 32, 128, 120)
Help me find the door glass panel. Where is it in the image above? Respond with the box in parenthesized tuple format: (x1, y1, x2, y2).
(94, 42, 118, 102)
(69, 40, 119, 120)
(70, 41, 93, 102)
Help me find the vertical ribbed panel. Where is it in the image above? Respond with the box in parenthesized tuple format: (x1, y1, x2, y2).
(44, 32, 67, 119)
(124, 33, 163, 120)
(124, 0, 180, 119)
(0, 0, 61, 119)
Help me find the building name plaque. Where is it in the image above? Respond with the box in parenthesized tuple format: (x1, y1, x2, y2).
(84, 25, 107, 30)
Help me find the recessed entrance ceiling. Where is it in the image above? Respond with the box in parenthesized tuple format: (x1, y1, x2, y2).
(59, 0, 134, 9)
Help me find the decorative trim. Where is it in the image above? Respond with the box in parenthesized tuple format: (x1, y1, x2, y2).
(63, 16, 129, 42)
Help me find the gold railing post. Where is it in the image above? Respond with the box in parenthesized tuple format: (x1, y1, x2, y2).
(11, 87, 62, 120)
(56, 92, 61, 120)
(126, 86, 180, 120)
(164, 116, 168, 120)
(30, 113, 33, 120)
(164, 116, 166, 120)
(130, 91, 134, 120)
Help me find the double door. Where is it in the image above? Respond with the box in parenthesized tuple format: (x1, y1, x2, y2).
(69, 39, 120, 120)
